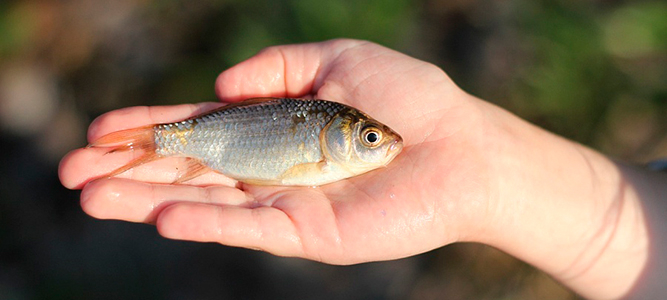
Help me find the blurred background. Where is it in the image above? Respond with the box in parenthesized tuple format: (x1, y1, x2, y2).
(0, 0, 665, 299)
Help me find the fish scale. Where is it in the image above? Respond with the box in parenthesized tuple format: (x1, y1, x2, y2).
(154, 98, 347, 182)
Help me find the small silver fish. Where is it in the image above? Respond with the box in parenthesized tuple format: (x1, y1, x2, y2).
(89, 98, 403, 186)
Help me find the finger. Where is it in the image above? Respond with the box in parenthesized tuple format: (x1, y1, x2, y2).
(156, 203, 305, 258)
(80, 178, 250, 223)
(59, 147, 131, 189)
(215, 39, 366, 102)
(87, 102, 223, 143)
(59, 147, 236, 189)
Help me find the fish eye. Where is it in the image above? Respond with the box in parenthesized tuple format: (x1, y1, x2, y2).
(361, 127, 383, 147)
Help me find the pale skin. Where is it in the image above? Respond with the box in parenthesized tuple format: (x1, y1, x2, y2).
(59, 39, 666, 299)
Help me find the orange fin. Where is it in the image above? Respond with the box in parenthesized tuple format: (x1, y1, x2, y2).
(107, 151, 162, 178)
(174, 159, 211, 184)
(88, 126, 161, 177)
(87, 126, 155, 152)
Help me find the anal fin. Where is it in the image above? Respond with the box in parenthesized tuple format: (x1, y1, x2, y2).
(174, 159, 211, 184)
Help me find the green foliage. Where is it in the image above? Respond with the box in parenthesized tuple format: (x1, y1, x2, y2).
(0, 2, 39, 56)
(217, 0, 415, 64)
(603, 2, 667, 58)
(509, 1, 665, 146)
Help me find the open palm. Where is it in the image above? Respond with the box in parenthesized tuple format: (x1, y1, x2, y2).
(60, 39, 493, 264)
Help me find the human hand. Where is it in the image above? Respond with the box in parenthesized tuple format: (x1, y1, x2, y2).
(59, 39, 497, 263)
(60, 39, 665, 299)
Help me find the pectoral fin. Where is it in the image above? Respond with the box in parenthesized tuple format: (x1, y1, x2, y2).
(277, 160, 331, 185)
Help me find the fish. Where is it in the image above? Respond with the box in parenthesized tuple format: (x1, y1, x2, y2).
(88, 98, 403, 186)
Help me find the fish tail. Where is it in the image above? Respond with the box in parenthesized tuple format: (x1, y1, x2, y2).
(87, 126, 156, 152)
(87, 126, 161, 177)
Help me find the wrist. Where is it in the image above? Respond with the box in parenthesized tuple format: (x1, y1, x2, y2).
(473, 100, 648, 299)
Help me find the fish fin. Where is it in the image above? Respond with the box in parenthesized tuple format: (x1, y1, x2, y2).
(189, 98, 282, 119)
(173, 159, 211, 184)
(106, 151, 162, 178)
(230, 161, 329, 186)
(88, 126, 161, 177)
(87, 126, 156, 153)
(236, 178, 282, 186)
(276, 160, 332, 186)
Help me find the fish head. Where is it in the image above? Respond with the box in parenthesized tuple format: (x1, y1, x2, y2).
(322, 108, 403, 174)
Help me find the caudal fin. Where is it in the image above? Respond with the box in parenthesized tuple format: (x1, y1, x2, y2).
(87, 126, 155, 152)
(88, 126, 162, 177)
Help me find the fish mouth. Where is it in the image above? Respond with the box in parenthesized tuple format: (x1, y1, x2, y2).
(386, 139, 404, 159)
